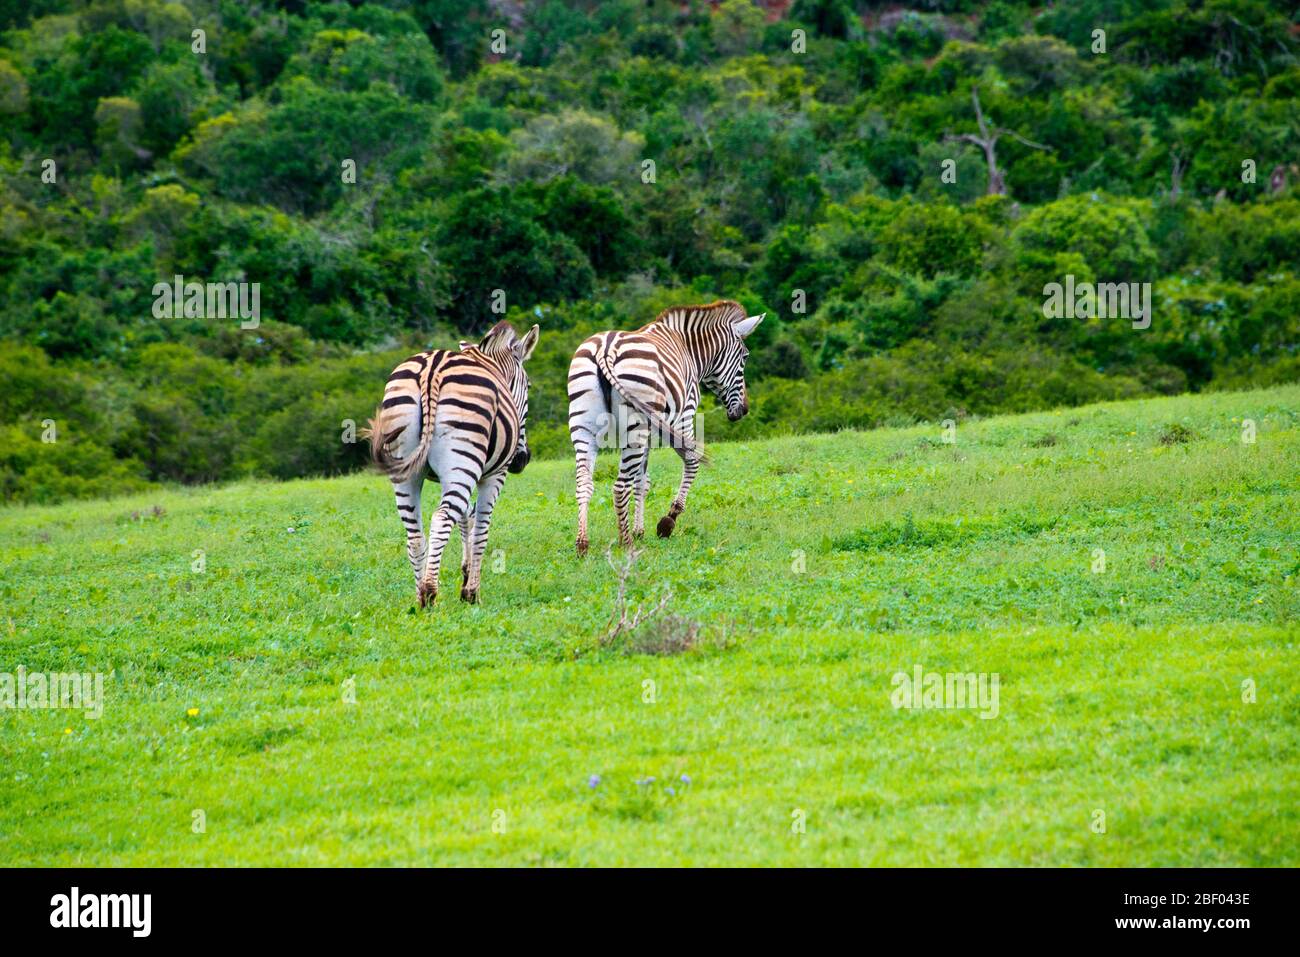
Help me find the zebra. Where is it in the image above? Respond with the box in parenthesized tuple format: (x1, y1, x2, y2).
(566, 300, 764, 556)
(365, 321, 540, 606)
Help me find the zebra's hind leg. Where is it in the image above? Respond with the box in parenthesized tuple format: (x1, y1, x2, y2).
(568, 344, 609, 558)
(630, 439, 650, 540)
(462, 470, 506, 603)
(418, 483, 472, 609)
(613, 439, 645, 548)
(458, 511, 474, 597)
(392, 473, 427, 593)
(571, 424, 598, 557)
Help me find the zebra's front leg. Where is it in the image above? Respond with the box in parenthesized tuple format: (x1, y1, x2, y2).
(392, 473, 427, 589)
(418, 483, 471, 608)
(462, 471, 506, 603)
(657, 421, 703, 540)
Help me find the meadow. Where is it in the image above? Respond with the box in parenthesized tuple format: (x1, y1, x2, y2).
(0, 383, 1297, 866)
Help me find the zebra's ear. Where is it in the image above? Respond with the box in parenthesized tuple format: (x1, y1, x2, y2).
(733, 313, 765, 338)
(459, 340, 472, 351)
(514, 324, 540, 362)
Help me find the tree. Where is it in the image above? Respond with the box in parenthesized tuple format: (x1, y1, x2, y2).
(177, 78, 431, 215)
(0, 59, 28, 115)
(945, 85, 1050, 196)
(530, 177, 637, 278)
(94, 96, 150, 168)
(436, 187, 594, 331)
(501, 109, 645, 186)
(791, 0, 859, 40)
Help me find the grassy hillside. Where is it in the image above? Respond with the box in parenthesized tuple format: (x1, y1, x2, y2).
(1, 384, 1297, 866)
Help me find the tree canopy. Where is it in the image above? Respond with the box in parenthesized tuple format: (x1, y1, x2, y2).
(1, 0, 1297, 503)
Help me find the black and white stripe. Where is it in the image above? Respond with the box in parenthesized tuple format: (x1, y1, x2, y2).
(367, 321, 539, 605)
(566, 300, 763, 555)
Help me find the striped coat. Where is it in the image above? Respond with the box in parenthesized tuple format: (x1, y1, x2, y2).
(367, 321, 539, 605)
(566, 300, 763, 555)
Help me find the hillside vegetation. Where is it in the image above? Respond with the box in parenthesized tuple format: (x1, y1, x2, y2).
(1, 385, 1296, 865)
(2, 0, 1299, 503)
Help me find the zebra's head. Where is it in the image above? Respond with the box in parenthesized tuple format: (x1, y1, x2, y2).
(703, 311, 764, 421)
(463, 321, 540, 473)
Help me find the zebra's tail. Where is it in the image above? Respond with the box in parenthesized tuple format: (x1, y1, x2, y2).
(363, 409, 399, 472)
(363, 371, 436, 483)
(595, 349, 709, 465)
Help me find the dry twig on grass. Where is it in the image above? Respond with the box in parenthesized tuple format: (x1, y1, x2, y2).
(602, 544, 673, 646)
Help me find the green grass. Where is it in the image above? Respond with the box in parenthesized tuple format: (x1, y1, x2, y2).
(1, 384, 1297, 866)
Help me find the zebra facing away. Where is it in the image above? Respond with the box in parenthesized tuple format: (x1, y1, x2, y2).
(366, 321, 540, 606)
(567, 300, 764, 556)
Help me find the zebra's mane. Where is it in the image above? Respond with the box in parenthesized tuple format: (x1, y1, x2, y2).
(647, 300, 746, 330)
(463, 320, 518, 358)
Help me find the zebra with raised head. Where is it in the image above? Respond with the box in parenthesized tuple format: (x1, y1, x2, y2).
(567, 300, 763, 556)
(366, 321, 540, 606)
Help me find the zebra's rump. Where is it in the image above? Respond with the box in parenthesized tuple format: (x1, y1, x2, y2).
(570, 333, 678, 409)
(568, 329, 700, 455)
(370, 349, 519, 481)
(367, 350, 438, 477)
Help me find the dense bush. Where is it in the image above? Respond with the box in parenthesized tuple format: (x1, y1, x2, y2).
(0, 0, 1296, 503)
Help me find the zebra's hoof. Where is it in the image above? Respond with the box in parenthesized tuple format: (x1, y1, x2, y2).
(576, 539, 588, 557)
(417, 584, 437, 608)
(459, 586, 479, 604)
(656, 515, 676, 538)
